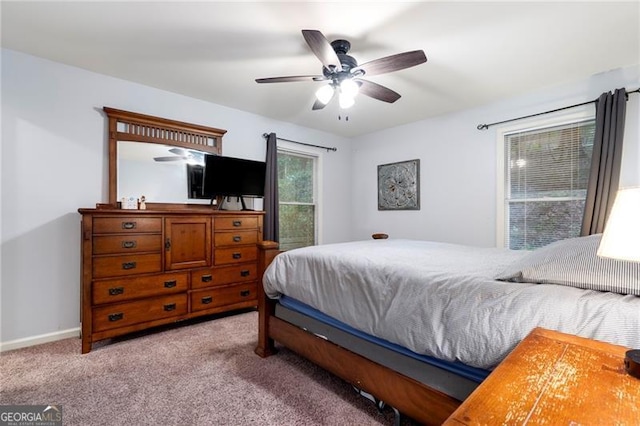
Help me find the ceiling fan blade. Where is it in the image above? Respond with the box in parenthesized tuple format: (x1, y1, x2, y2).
(154, 156, 185, 162)
(168, 147, 187, 155)
(355, 50, 427, 77)
(357, 80, 401, 103)
(302, 29, 343, 72)
(255, 75, 326, 83)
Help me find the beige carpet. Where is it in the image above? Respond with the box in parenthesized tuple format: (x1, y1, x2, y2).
(1, 311, 405, 425)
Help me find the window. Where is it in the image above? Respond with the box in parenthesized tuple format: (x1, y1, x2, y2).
(277, 149, 318, 251)
(498, 115, 595, 250)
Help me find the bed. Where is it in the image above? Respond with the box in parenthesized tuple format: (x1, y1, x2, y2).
(254, 235, 640, 425)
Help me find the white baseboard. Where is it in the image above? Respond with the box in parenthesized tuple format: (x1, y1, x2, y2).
(1, 327, 80, 352)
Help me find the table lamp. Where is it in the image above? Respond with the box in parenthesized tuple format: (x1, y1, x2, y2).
(597, 187, 640, 379)
(597, 187, 640, 262)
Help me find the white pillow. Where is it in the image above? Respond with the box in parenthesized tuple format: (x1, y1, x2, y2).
(496, 234, 640, 296)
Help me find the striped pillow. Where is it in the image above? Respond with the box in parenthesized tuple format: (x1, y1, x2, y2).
(496, 234, 640, 296)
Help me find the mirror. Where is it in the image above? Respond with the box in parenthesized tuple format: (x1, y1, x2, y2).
(117, 141, 211, 204)
(105, 107, 226, 206)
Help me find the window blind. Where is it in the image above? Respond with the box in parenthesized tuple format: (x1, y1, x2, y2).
(505, 119, 595, 250)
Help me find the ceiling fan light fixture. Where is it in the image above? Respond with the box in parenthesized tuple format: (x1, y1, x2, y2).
(340, 79, 359, 98)
(186, 156, 201, 166)
(338, 92, 355, 109)
(315, 84, 334, 105)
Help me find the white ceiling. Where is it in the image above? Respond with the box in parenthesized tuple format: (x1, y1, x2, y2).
(2, 1, 638, 138)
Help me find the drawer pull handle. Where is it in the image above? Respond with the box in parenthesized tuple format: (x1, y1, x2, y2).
(122, 222, 136, 230)
(122, 240, 137, 249)
(164, 303, 176, 312)
(240, 290, 251, 297)
(232, 253, 242, 259)
(240, 270, 250, 277)
(233, 220, 242, 227)
(164, 280, 177, 288)
(122, 262, 136, 270)
(201, 296, 213, 304)
(201, 275, 213, 283)
(108, 312, 124, 322)
(233, 236, 242, 242)
(108, 287, 124, 296)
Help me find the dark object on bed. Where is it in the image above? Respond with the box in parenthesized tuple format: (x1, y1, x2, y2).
(371, 233, 389, 239)
(255, 241, 461, 425)
(626, 350, 640, 379)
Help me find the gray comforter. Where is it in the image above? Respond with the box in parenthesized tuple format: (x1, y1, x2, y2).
(263, 239, 640, 369)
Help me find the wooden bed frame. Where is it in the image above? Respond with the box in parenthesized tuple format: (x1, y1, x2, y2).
(254, 241, 462, 425)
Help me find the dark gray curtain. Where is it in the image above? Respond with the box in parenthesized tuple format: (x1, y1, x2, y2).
(263, 133, 279, 242)
(581, 88, 627, 235)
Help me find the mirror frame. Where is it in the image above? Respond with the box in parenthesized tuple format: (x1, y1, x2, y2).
(104, 107, 226, 207)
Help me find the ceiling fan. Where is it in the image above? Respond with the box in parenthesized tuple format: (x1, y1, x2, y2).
(154, 147, 204, 164)
(255, 29, 427, 110)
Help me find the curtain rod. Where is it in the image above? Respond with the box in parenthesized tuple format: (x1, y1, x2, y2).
(477, 87, 640, 130)
(262, 133, 337, 152)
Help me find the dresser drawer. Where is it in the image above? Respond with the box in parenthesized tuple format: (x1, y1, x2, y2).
(92, 272, 188, 305)
(191, 264, 258, 289)
(214, 246, 257, 266)
(215, 216, 258, 231)
(190, 282, 257, 312)
(92, 294, 187, 332)
(93, 253, 162, 278)
(93, 217, 162, 234)
(93, 234, 162, 255)
(214, 230, 258, 247)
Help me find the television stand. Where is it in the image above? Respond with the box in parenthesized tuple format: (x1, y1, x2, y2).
(217, 195, 252, 211)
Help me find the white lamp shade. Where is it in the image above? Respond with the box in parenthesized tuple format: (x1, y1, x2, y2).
(597, 187, 640, 262)
(315, 85, 334, 105)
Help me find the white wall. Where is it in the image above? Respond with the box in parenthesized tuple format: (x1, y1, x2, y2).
(0, 49, 352, 345)
(350, 65, 640, 246)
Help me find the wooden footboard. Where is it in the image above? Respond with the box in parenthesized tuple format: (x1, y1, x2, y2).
(255, 241, 461, 425)
(255, 240, 280, 357)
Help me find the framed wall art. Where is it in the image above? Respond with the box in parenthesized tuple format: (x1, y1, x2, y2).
(377, 159, 420, 210)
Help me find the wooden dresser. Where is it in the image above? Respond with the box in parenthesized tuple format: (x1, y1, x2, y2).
(79, 208, 263, 353)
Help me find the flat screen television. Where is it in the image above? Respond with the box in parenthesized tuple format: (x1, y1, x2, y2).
(202, 155, 266, 208)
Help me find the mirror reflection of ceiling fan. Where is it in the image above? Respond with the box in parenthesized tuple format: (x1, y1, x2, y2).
(153, 147, 205, 164)
(255, 29, 427, 110)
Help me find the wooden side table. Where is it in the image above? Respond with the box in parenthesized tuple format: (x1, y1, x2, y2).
(444, 327, 640, 425)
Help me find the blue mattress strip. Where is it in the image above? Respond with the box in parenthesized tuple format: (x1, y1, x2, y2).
(279, 295, 490, 384)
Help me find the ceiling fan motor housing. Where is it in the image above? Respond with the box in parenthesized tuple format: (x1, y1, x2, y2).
(330, 39, 351, 55)
(323, 39, 362, 81)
